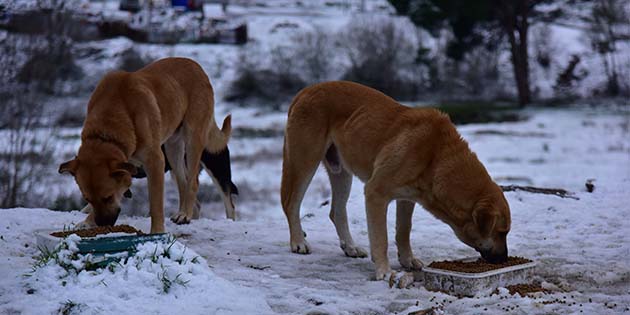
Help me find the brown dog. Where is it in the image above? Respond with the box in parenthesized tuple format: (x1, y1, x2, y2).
(281, 81, 511, 280)
(59, 57, 231, 233)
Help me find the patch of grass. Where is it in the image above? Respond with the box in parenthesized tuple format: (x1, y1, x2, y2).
(30, 245, 59, 273)
(158, 266, 190, 293)
(29, 241, 94, 276)
(431, 100, 526, 125)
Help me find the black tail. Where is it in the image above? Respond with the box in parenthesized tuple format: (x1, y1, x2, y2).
(201, 147, 238, 195)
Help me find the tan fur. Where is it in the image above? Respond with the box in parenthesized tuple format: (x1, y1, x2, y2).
(281, 81, 511, 280)
(60, 58, 227, 233)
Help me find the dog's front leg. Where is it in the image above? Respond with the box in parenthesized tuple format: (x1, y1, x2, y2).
(396, 200, 423, 271)
(145, 149, 166, 233)
(76, 204, 97, 229)
(365, 184, 392, 280)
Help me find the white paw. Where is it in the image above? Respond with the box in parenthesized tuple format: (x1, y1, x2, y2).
(388, 271, 415, 289)
(170, 212, 192, 225)
(399, 255, 424, 271)
(341, 243, 368, 258)
(75, 220, 96, 230)
(290, 239, 311, 254)
(374, 265, 393, 281)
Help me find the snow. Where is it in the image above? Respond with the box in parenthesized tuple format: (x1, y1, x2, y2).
(1, 107, 629, 314)
(2, 221, 272, 315)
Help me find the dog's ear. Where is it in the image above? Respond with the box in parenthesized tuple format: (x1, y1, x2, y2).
(111, 162, 137, 179)
(473, 207, 496, 237)
(58, 158, 79, 176)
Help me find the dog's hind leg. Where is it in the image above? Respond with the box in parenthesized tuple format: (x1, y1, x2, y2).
(324, 145, 367, 258)
(281, 134, 327, 255)
(163, 136, 189, 219)
(171, 124, 206, 224)
(396, 200, 423, 270)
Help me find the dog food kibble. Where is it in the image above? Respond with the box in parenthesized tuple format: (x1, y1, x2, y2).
(504, 283, 548, 296)
(50, 225, 143, 238)
(427, 256, 532, 273)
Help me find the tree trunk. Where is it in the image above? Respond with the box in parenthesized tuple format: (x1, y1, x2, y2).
(501, 0, 532, 107)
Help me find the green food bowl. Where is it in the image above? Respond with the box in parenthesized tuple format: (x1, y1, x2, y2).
(35, 229, 171, 268)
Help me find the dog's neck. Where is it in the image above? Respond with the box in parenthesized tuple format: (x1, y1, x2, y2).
(84, 132, 131, 159)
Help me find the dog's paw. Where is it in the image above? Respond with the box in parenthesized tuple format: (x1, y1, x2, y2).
(75, 220, 96, 230)
(341, 243, 368, 258)
(290, 240, 311, 254)
(387, 271, 416, 289)
(374, 265, 393, 281)
(399, 255, 424, 271)
(170, 212, 192, 225)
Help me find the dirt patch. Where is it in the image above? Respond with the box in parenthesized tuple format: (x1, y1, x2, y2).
(503, 283, 548, 296)
(427, 256, 532, 273)
(50, 225, 144, 238)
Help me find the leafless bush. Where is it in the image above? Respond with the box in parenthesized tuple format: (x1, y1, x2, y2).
(11, 0, 84, 95)
(554, 54, 588, 99)
(0, 88, 55, 208)
(51, 192, 84, 212)
(338, 16, 421, 100)
(459, 47, 505, 98)
(532, 24, 555, 71)
(55, 105, 86, 127)
(225, 45, 306, 106)
(587, 0, 630, 96)
(118, 47, 153, 72)
(292, 28, 336, 84)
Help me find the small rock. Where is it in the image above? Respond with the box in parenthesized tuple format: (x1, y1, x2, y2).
(585, 179, 595, 193)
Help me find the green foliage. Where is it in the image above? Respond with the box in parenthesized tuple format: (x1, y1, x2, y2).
(30, 245, 60, 273)
(157, 266, 190, 293)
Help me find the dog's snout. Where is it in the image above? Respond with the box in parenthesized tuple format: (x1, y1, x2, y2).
(94, 209, 120, 226)
(480, 249, 508, 264)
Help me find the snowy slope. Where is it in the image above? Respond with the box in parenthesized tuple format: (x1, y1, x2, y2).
(1, 107, 629, 314)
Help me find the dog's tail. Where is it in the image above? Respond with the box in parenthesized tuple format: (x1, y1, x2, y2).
(206, 114, 232, 153)
(203, 114, 238, 220)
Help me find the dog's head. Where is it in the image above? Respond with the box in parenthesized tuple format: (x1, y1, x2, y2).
(453, 186, 511, 263)
(59, 143, 136, 226)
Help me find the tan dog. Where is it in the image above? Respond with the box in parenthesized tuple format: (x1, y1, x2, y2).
(59, 57, 231, 233)
(281, 81, 511, 280)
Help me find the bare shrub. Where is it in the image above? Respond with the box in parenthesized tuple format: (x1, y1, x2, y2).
(0, 88, 55, 208)
(458, 47, 505, 98)
(532, 24, 554, 71)
(118, 47, 153, 72)
(225, 45, 306, 106)
(338, 16, 421, 100)
(587, 0, 630, 96)
(554, 54, 587, 99)
(51, 192, 84, 212)
(291, 28, 336, 84)
(13, 0, 84, 95)
(56, 105, 86, 127)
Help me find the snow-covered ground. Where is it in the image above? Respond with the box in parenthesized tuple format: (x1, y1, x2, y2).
(1, 107, 629, 314)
